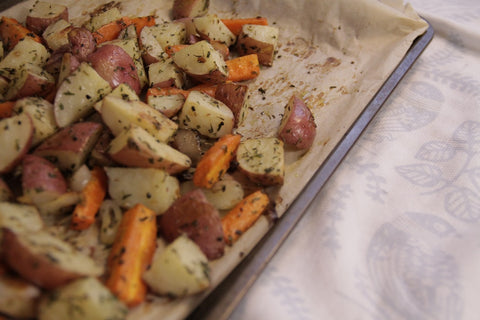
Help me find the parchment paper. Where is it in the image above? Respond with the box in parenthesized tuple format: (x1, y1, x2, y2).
(1, 0, 428, 319)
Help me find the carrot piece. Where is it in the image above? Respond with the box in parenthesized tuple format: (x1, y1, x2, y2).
(0, 101, 15, 119)
(92, 20, 123, 44)
(193, 134, 242, 188)
(226, 54, 260, 82)
(222, 190, 270, 245)
(70, 167, 108, 231)
(93, 15, 156, 44)
(221, 17, 268, 36)
(0, 16, 43, 50)
(121, 16, 156, 36)
(164, 44, 189, 57)
(105, 203, 157, 308)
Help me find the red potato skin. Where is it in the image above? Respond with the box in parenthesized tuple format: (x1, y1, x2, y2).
(10, 69, 55, 100)
(68, 27, 96, 62)
(214, 83, 248, 126)
(172, 0, 209, 19)
(0, 229, 83, 290)
(158, 189, 225, 260)
(21, 154, 67, 199)
(26, 7, 69, 35)
(88, 44, 141, 94)
(278, 95, 317, 150)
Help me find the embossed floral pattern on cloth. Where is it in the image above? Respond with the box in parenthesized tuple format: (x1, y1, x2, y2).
(231, 0, 480, 319)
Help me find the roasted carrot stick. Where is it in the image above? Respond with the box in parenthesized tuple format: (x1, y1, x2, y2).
(0, 101, 15, 119)
(105, 203, 157, 308)
(70, 166, 108, 231)
(226, 54, 260, 82)
(193, 134, 242, 189)
(93, 15, 156, 44)
(222, 189, 270, 245)
(0, 16, 43, 50)
(221, 17, 268, 35)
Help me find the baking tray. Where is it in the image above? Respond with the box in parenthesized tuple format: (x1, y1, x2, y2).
(189, 21, 434, 320)
(0, 0, 434, 318)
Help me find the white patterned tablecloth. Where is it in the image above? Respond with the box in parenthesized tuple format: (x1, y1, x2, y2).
(230, 0, 480, 319)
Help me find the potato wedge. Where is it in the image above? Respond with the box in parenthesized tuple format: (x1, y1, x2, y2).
(101, 96, 177, 143)
(236, 24, 279, 66)
(172, 40, 228, 84)
(105, 167, 180, 215)
(143, 234, 210, 297)
(93, 82, 139, 112)
(42, 19, 72, 51)
(54, 62, 111, 127)
(26, 1, 69, 35)
(158, 189, 225, 259)
(4, 63, 55, 101)
(178, 90, 234, 138)
(0, 113, 33, 174)
(215, 82, 250, 127)
(20, 154, 68, 206)
(88, 44, 141, 94)
(13, 97, 58, 147)
(236, 137, 285, 186)
(0, 202, 44, 235)
(34, 121, 103, 173)
(38, 277, 128, 320)
(172, 0, 209, 19)
(108, 125, 191, 174)
(102, 38, 148, 89)
(278, 94, 317, 150)
(193, 14, 236, 47)
(0, 268, 41, 320)
(57, 52, 80, 87)
(0, 37, 50, 73)
(1, 228, 103, 289)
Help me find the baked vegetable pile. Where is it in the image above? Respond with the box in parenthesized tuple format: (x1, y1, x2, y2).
(0, 0, 317, 318)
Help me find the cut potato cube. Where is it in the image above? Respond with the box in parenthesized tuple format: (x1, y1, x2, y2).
(0, 38, 50, 73)
(139, 25, 167, 65)
(172, 0, 209, 19)
(38, 277, 128, 320)
(143, 235, 210, 297)
(54, 62, 111, 127)
(42, 19, 72, 51)
(26, 1, 69, 35)
(147, 93, 185, 118)
(13, 97, 58, 147)
(101, 96, 177, 143)
(93, 83, 139, 112)
(172, 40, 228, 84)
(148, 21, 187, 50)
(193, 14, 236, 47)
(108, 125, 191, 174)
(237, 24, 279, 66)
(0, 113, 33, 174)
(178, 90, 234, 138)
(84, 4, 121, 32)
(105, 167, 180, 215)
(148, 56, 185, 89)
(236, 137, 285, 186)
